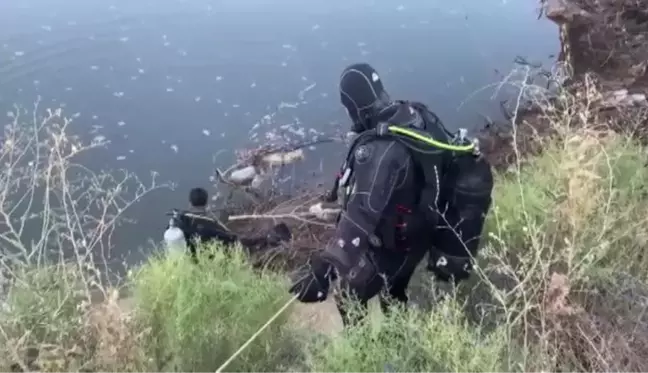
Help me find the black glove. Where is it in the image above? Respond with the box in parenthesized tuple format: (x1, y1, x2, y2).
(289, 253, 336, 303)
(266, 222, 292, 246)
(427, 250, 473, 283)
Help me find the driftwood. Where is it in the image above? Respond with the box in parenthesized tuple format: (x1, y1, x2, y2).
(227, 201, 340, 223)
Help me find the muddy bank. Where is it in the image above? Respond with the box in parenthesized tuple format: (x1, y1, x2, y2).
(479, 0, 648, 169)
(544, 0, 648, 92)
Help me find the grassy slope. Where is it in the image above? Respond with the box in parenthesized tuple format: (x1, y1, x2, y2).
(2, 94, 648, 372)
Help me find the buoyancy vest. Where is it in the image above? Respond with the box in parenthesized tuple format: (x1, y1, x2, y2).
(329, 101, 480, 246)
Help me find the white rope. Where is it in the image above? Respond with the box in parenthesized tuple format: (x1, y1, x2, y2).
(215, 294, 299, 373)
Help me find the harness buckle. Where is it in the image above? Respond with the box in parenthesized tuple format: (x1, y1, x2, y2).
(376, 122, 390, 136)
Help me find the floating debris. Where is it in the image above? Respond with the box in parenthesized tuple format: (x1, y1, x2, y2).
(166, 87, 174, 92)
(113, 92, 125, 98)
(119, 36, 129, 42)
(202, 129, 210, 136)
(229, 166, 257, 184)
(92, 135, 107, 144)
(216, 76, 223, 81)
(217, 148, 306, 187)
(195, 96, 202, 102)
(278, 101, 298, 109)
(298, 82, 317, 100)
(308, 202, 340, 222)
(14, 51, 25, 57)
(90, 65, 99, 70)
(170, 144, 178, 153)
(312, 24, 320, 30)
(117, 121, 126, 126)
(116, 155, 126, 161)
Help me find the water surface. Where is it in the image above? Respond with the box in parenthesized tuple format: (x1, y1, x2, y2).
(0, 0, 559, 264)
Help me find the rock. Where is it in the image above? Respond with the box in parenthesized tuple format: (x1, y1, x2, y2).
(544, 0, 593, 24)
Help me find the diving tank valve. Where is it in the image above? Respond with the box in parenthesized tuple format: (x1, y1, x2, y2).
(453, 128, 481, 156)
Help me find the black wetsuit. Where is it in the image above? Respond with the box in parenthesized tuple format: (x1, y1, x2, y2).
(290, 101, 494, 326)
(170, 207, 290, 260)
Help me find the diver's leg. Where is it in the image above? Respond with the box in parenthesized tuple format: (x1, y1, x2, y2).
(378, 247, 429, 314)
(335, 253, 384, 327)
(335, 290, 370, 327)
(239, 223, 292, 254)
(379, 273, 410, 315)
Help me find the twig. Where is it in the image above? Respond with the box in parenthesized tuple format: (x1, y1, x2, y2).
(229, 210, 339, 221)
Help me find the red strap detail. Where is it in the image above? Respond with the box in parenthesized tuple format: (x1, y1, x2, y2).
(395, 204, 412, 214)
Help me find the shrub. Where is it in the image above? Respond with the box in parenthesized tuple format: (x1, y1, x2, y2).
(304, 296, 514, 372)
(0, 102, 166, 371)
(474, 74, 648, 371)
(131, 246, 301, 372)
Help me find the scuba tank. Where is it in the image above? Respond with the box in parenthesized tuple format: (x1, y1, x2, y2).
(164, 209, 187, 255)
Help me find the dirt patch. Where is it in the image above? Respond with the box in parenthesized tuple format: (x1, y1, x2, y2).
(290, 298, 344, 337)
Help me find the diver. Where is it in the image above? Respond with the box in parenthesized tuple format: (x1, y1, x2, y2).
(289, 63, 494, 326)
(166, 187, 292, 261)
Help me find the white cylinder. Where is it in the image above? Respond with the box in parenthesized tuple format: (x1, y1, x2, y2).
(164, 225, 187, 255)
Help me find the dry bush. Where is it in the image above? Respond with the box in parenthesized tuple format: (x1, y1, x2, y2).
(471, 63, 648, 371)
(211, 162, 339, 271)
(0, 100, 168, 371)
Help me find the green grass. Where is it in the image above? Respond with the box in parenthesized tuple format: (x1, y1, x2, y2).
(132, 247, 299, 372)
(303, 298, 514, 372)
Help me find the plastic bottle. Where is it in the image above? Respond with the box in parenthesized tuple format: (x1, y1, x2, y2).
(164, 218, 187, 255)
